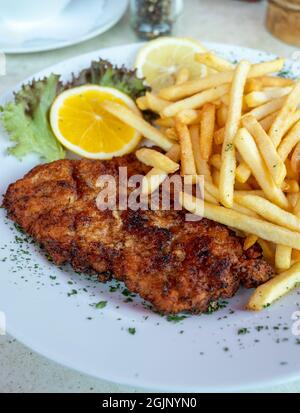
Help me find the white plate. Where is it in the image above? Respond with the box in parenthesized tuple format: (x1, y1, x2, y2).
(0, 0, 128, 54)
(1, 42, 300, 392)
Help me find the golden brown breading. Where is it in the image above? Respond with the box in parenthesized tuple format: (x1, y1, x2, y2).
(2, 155, 273, 314)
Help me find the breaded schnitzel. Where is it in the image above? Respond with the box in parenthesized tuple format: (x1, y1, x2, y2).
(2, 154, 273, 314)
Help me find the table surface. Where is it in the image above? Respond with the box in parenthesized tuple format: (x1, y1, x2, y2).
(1, 0, 300, 393)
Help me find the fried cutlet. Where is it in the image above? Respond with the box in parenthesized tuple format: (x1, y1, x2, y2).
(2, 154, 273, 314)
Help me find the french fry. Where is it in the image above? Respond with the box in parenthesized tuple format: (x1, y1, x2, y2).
(238, 59, 285, 78)
(242, 114, 286, 185)
(145, 92, 170, 113)
(200, 103, 216, 160)
(101, 100, 173, 151)
(247, 262, 300, 311)
(269, 79, 300, 147)
(259, 76, 294, 88)
(217, 104, 228, 127)
(154, 117, 175, 128)
(204, 181, 220, 200)
(175, 68, 190, 85)
(212, 97, 285, 146)
(159, 59, 285, 101)
(275, 245, 292, 270)
(190, 125, 212, 182)
(281, 179, 300, 193)
(136, 96, 148, 110)
(176, 109, 201, 125)
(165, 127, 178, 141)
(257, 239, 275, 263)
(195, 52, 235, 72)
(231, 203, 260, 218)
(180, 192, 300, 249)
(203, 181, 257, 217)
(136, 148, 180, 173)
(234, 128, 289, 209)
(204, 189, 219, 204)
(220, 61, 251, 208)
(214, 128, 225, 145)
(141, 144, 181, 195)
(244, 235, 258, 250)
(278, 120, 300, 161)
(161, 84, 230, 118)
(287, 193, 299, 208)
(142, 168, 168, 195)
(285, 158, 298, 180)
(259, 111, 278, 132)
(290, 141, 300, 176)
(175, 121, 197, 175)
(235, 162, 251, 183)
(245, 87, 292, 108)
(294, 194, 300, 217)
(212, 169, 220, 186)
(246, 96, 285, 120)
(244, 76, 292, 94)
(234, 194, 300, 232)
(245, 78, 264, 94)
(235, 190, 265, 197)
(209, 153, 222, 170)
(282, 109, 300, 135)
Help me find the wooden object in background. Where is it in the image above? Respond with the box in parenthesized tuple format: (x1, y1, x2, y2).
(266, 0, 300, 46)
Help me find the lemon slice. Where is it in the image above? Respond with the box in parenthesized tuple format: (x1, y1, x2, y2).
(50, 85, 141, 159)
(135, 37, 208, 91)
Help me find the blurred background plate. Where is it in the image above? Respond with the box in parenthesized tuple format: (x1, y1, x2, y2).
(0, 0, 128, 54)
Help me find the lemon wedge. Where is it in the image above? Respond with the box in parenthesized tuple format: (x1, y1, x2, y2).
(135, 37, 208, 91)
(50, 85, 141, 159)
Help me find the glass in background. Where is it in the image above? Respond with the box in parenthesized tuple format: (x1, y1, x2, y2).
(266, 0, 300, 46)
(130, 0, 183, 40)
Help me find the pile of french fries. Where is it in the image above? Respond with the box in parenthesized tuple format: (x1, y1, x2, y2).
(101, 49, 300, 311)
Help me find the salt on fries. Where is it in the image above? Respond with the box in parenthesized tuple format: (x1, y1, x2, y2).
(103, 45, 300, 311)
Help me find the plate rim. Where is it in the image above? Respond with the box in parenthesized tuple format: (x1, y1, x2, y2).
(1, 41, 300, 392)
(0, 0, 128, 54)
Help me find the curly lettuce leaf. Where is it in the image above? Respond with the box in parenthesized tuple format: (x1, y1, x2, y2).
(0, 74, 65, 162)
(67, 59, 150, 100)
(0, 60, 150, 162)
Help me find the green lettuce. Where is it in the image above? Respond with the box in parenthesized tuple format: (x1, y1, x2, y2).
(0, 60, 149, 162)
(1, 74, 65, 162)
(67, 59, 150, 100)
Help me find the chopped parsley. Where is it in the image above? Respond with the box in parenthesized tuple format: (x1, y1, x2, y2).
(67, 289, 78, 297)
(237, 327, 250, 335)
(95, 301, 107, 309)
(166, 315, 187, 323)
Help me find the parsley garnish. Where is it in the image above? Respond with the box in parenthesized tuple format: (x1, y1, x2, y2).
(95, 301, 107, 309)
(166, 315, 187, 323)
